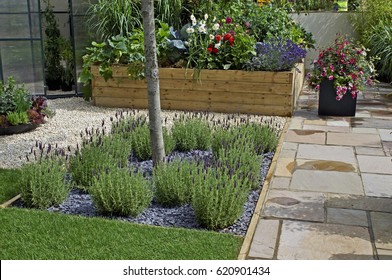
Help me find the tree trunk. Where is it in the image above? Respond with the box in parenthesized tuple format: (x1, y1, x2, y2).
(141, 0, 165, 165)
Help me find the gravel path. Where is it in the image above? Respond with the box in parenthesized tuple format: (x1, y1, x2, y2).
(3, 97, 286, 236)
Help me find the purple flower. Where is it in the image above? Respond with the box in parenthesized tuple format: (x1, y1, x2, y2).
(328, 75, 334, 80)
(226, 17, 232, 24)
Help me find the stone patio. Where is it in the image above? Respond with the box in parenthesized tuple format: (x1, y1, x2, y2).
(244, 83, 392, 260)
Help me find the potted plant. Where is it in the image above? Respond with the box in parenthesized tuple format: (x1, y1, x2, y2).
(0, 77, 53, 135)
(43, 0, 62, 91)
(306, 34, 377, 116)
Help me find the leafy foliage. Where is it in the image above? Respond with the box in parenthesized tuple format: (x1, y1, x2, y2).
(90, 165, 153, 217)
(86, 0, 142, 40)
(366, 21, 392, 82)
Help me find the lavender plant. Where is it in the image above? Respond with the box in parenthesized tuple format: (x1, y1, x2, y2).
(153, 158, 198, 207)
(20, 157, 69, 209)
(192, 164, 250, 230)
(245, 38, 306, 71)
(172, 116, 212, 152)
(90, 165, 153, 217)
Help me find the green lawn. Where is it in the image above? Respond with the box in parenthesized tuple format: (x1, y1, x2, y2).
(0, 168, 22, 204)
(0, 208, 243, 260)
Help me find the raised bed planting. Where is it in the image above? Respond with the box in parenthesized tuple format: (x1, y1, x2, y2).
(91, 65, 304, 117)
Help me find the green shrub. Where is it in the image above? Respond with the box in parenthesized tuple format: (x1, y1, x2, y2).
(366, 21, 392, 82)
(212, 123, 278, 155)
(172, 118, 212, 152)
(192, 165, 250, 230)
(69, 135, 129, 191)
(131, 124, 174, 161)
(6, 111, 29, 125)
(20, 158, 69, 209)
(90, 165, 153, 216)
(153, 159, 198, 206)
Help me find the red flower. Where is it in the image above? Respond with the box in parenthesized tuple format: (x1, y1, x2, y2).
(207, 44, 213, 53)
(212, 48, 219, 54)
(228, 36, 235, 46)
(223, 33, 232, 41)
(215, 34, 222, 42)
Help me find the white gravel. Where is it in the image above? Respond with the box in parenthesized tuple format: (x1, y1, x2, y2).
(0, 97, 287, 169)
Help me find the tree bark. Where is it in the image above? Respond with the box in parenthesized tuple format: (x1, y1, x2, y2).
(141, 0, 165, 165)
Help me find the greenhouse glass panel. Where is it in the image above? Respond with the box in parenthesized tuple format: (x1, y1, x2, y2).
(0, 0, 44, 95)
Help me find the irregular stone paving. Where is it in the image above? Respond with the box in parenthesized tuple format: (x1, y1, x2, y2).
(247, 83, 392, 260)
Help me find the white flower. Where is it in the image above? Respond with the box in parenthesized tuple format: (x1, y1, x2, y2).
(212, 23, 220, 31)
(200, 20, 206, 25)
(213, 16, 216, 22)
(204, 14, 209, 21)
(209, 34, 214, 40)
(190, 14, 196, 21)
(198, 25, 206, 33)
(214, 43, 221, 49)
(186, 27, 195, 34)
(192, 19, 197, 26)
(184, 41, 189, 46)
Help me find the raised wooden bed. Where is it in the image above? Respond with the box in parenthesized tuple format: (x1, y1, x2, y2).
(91, 64, 304, 116)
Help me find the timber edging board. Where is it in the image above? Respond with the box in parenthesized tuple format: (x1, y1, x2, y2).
(91, 65, 304, 116)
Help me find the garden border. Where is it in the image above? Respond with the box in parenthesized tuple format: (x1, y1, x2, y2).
(237, 119, 290, 260)
(91, 65, 304, 117)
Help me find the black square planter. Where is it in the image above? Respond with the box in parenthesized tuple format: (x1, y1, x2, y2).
(318, 79, 356, 116)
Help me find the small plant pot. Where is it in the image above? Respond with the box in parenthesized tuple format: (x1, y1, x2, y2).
(318, 79, 356, 117)
(0, 123, 39, 136)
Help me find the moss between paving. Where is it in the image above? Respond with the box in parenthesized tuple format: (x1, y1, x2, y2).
(0, 208, 243, 260)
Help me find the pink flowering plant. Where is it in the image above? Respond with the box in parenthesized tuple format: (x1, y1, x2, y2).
(185, 14, 256, 71)
(307, 34, 377, 100)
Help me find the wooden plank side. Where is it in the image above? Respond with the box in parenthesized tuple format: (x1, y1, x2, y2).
(91, 65, 293, 84)
(94, 78, 292, 95)
(94, 96, 292, 116)
(93, 87, 292, 106)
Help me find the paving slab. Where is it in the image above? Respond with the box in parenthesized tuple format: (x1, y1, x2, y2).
(262, 190, 325, 222)
(297, 144, 356, 163)
(270, 177, 291, 190)
(303, 124, 350, 133)
(327, 120, 350, 127)
(285, 129, 326, 144)
(370, 212, 392, 250)
(327, 208, 368, 227)
(351, 118, 392, 129)
(290, 170, 364, 195)
(377, 249, 392, 260)
(352, 128, 378, 134)
(303, 120, 326, 125)
(326, 194, 392, 213)
(379, 129, 392, 141)
(288, 118, 303, 130)
(355, 146, 385, 156)
(357, 155, 392, 175)
(248, 219, 280, 259)
(362, 173, 392, 198)
(277, 220, 374, 260)
(274, 158, 296, 177)
(295, 159, 357, 172)
(327, 132, 382, 147)
(383, 141, 392, 156)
